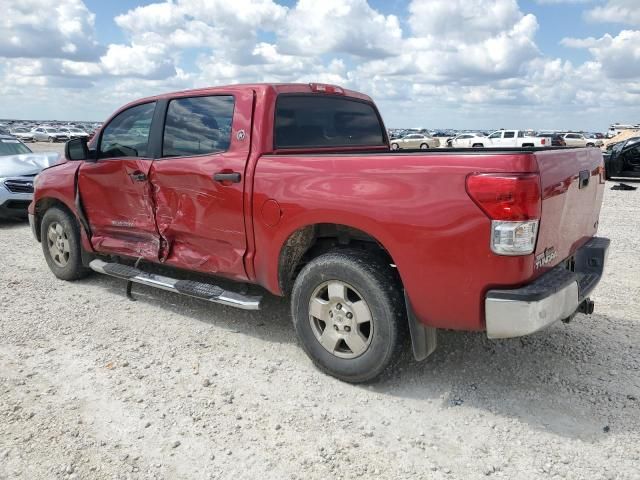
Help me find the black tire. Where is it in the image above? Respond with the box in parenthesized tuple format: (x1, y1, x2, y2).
(48, 136, 55, 143)
(420, 143, 428, 150)
(586, 143, 595, 147)
(391, 143, 399, 150)
(472, 143, 484, 148)
(41, 207, 91, 281)
(291, 249, 406, 383)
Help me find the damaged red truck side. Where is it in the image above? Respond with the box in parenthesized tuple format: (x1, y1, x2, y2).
(29, 83, 609, 383)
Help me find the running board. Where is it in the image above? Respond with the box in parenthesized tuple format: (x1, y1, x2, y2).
(89, 259, 261, 310)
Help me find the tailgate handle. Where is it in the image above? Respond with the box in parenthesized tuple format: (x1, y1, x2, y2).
(578, 170, 590, 189)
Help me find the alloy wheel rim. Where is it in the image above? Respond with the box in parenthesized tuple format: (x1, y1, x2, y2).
(308, 280, 374, 359)
(47, 222, 70, 267)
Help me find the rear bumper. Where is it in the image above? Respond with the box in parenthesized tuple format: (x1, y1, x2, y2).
(485, 237, 610, 339)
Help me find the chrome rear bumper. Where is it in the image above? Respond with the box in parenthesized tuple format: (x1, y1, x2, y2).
(485, 237, 609, 339)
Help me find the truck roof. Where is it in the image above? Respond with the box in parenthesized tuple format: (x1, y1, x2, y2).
(126, 83, 374, 109)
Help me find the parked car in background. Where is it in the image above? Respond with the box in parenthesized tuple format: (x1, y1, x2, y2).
(390, 133, 439, 149)
(486, 130, 549, 147)
(535, 132, 566, 147)
(32, 127, 68, 143)
(59, 127, 90, 140)
(447, 133, 486, 148)
(562, 133, 590, 148)
(9, 127, 35, 142)
(0, 134, 59, 218)
(585, 133, 604, 147)
(603, 136, 640, 179)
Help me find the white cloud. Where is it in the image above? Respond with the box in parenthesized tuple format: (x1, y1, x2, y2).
(0, 0, 101, 60)
(562, 30, 640, 79)
(585, 0, 640, 26)
(100, 43, 176, 79)
(278, 0, 402, 58)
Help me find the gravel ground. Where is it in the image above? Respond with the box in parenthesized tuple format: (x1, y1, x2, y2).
(1, 147, 639, 479)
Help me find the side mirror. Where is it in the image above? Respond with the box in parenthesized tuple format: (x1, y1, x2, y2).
(65, 137, 91, 161)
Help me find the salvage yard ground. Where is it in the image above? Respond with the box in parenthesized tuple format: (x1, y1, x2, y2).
(1, 144, 639, 479)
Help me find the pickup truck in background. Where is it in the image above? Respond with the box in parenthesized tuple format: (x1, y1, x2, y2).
(29, 83, 609, 383)
(485, 130, 550, 148)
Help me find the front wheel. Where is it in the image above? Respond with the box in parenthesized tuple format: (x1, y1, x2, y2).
(291, 250, 406, 383)
(420, 143, 428, 150)
(48, 136, 55, 143)
(41, 207, 91, 281)
(472, 143, 484, 148)
(586, 143, 595, 147)
(391, 143, 399, 150)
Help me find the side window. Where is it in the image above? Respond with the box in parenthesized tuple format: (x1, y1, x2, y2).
(504, 131, 515, 139)
(518, 131, 525, 138)
(489, 132, 502, 139)
(100, 102, 156, 159)
(163, 95, 235, 157)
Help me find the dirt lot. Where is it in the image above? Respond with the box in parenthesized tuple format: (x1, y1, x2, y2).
(1, 145, 639, 479)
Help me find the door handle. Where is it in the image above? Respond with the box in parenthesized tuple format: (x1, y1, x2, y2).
(129, 171, 147, 182)
(214, 172, 241, 183)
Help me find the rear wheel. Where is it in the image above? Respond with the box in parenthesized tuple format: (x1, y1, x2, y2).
(48, 136, 55, 143)
(291, 250, 406, 383)
(586, 143, 595, 147)
(472, 143, 484, 148)
(420, 143, 428, 150)
(41, 207, 91, 281)
(391, 143, 399, 150)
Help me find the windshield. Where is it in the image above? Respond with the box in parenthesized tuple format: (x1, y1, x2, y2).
(0, 138, 32, 156)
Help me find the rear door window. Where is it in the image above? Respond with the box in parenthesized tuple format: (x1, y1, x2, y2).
(274, 95, 385, 149)
(162, 95, 235, 157)
(100, 102, 156, 159)
(504, 131, 515, 139)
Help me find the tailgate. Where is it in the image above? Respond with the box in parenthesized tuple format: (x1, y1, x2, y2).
(533, 148, 605, 272)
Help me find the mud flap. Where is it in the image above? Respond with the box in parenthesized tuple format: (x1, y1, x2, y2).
(404, 292, 437, 361)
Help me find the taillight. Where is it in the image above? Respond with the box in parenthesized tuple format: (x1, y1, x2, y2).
(541, 138, 546, 145)
(466, 173, 541, 255)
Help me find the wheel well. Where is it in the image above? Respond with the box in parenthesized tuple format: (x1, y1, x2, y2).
(33, 198, 74, 242)
(522, 143, 534, 147)
(278, 224, 396, 295)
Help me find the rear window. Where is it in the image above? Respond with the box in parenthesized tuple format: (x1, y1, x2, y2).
(274, 95, 385, 149)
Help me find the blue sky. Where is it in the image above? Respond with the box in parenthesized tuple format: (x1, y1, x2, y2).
(1, 0, 639, 130)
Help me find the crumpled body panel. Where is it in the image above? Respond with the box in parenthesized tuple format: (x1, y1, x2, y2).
(78, 158, 160, 260)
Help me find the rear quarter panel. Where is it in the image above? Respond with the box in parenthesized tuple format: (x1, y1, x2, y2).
(252, 152, 540, 331)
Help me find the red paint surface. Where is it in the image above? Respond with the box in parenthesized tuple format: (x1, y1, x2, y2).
(31, 83, 606, 332)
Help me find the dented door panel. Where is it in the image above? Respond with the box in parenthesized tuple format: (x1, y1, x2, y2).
(78, 158, 160, 259)
(149, 89, 254, 280)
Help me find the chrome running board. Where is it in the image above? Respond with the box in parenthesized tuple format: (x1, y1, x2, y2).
(89, 259, 261, 310)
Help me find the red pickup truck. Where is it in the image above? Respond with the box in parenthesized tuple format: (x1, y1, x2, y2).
(29, 83, 609, 383)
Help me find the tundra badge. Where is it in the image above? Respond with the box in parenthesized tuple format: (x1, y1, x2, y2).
(535, 247, 557, 269)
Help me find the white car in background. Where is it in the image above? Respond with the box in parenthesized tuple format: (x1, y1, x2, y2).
(448, 133, 487, 148)
(486, 130, 549, 147)
(9, 127, 35, 142)
(390, 133, 440, 150)
(59, 127, 90, 140)
(562, 133, 591, 148)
